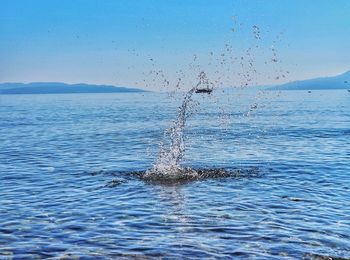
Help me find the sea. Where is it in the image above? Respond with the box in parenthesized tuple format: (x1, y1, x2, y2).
(0, 89, 349, 259)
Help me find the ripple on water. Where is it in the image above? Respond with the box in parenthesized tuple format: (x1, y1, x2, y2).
(1, 91, 350, 258)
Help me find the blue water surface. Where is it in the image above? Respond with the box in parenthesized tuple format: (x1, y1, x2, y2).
(0, 90, 349, 259)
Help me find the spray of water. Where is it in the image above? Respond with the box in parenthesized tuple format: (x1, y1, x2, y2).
(145, 72, 213, 178)
(142, 21, 288, 180)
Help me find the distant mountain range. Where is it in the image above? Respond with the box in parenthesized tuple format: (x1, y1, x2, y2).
(0, 82, 146, 94)
(269, 71, 350, 90)
(2, 71, 349, 94)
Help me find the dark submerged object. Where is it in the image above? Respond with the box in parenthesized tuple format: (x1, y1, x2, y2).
(130, 167, 262, 185)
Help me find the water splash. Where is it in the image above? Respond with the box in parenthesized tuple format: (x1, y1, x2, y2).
(143, 21, 289, 180)
(145, 72, 213, 179)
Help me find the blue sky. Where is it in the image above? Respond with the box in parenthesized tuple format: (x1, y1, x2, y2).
(1, 0, 349, 90)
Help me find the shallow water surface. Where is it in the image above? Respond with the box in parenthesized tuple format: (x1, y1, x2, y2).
(0, 90, 349, 259)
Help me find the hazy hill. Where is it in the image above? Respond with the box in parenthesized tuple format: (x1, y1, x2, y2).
(269, 71, 350, 90)
(0, 82, 146, 94)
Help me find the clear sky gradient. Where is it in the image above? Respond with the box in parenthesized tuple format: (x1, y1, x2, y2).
(1, 0, 349, 90)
